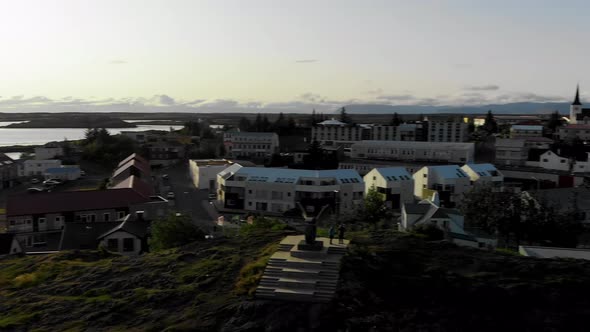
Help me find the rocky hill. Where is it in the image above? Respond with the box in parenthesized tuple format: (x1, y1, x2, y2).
(1, 230, 590, 331)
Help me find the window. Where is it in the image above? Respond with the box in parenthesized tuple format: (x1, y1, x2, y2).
(55, 216, 63, 223)
(117, 211, 126, 219)
(107, 239, 118, 251)
(560, 160, 566, 163)
(104, 213, 111, 222)
(123, 238, 135, 252)
(89, 214, 96, 222)
(38, 218, 46, 224)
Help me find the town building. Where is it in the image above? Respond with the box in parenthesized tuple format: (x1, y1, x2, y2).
(350, 141, 474, 164)
(34, 142, 64, 160)
(401, 196, 496, 249)
(556, 124, 590, 142)
(111, 153, 151, 186)
(495, 137, 553, 166)
(311, 119, 371, 147)
(569, 85, 590, 124)
(426, 115, 469, 142)
(460, 163, 504, 189)
(363, 167, 414, 209)
(19, 159, 62, 177)
(223, 131, 279, 159)
(97, 215, 149, 255)
(371, 123, 426, 141)
(0, 153, 18, 190)
(188, 159, 255, 191)
(339, 159, 444, 176)
(121, 130, 193, 166)
(217, 165, 364, 216)
(413, 165, 472, 207)
(510, 125, 543, 138)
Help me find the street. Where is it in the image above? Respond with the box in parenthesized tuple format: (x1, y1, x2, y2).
(153, 162, 219, 232)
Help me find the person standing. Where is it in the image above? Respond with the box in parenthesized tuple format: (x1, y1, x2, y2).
(338, 224, 346, 244)
(328, 225, 335, 244)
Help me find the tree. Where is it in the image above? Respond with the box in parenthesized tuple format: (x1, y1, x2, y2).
(238, 117, 251, 131)
(339, 107, 351, 124)
(149, 214, 206, 251)
(547, 110, 562, 133)
(390, 112, 402, 126)
(483, 110, 498, 134)
(357, 186, 388, 224)
(310, 109, 317, 126)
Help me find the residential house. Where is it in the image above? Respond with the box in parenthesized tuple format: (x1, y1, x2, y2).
(34, 142, 64, 160)
(217, 165, 364, 216)
(413, 165, 472, 207)
(461, 164, 504, 190)
(363, 167, 414, 209)
(97, 215, 150, 255)
(223, 131, 279, 159)
(351, 141, 474, 164)
(401, 197, 496, 249)
(495, 137, 553, 166)
(0, 233, 24, 257)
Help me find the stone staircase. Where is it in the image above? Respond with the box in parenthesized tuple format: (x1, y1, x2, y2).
(255, 235, 349, 303)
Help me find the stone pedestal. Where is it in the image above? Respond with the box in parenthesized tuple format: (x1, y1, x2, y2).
(297, 240, 324, 251)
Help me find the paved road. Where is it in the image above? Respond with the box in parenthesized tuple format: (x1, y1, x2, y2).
(153, 162, 218, 232)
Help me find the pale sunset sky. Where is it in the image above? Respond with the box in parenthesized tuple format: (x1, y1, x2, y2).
(0, 0, 589, 112)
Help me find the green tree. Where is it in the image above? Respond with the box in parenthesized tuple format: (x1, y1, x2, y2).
(238, 117, 251, 131)
(357, 185, 388, 224)
(149, 214, 205, 251)
(547, 110, 562, 133)
(483, 110, 498, 134)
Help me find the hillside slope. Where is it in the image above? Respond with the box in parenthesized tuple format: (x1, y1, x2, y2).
(1, 230, 590, 331)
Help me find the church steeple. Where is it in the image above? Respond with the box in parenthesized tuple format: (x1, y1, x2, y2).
(572, 84, 582, 106)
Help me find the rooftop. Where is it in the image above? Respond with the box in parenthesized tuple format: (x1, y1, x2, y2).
(519, 246, 590, 260)
(112, 175, 155, 198)
(220, 165, 363, 184)
(425, 165, 469, 179)
(117, 153, 148, 168)
(353, 140, 474, 149)
(373, 167, 413, 181)
(511, 125, 543, 131)
(462, 163, 501, 177)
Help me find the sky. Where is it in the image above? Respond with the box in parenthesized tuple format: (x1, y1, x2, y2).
(0, 0, 589, 113)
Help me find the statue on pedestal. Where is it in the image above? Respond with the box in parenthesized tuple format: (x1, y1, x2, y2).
(304, 217, 317, 245)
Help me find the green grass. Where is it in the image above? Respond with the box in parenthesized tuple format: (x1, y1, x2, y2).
(235, 242, 278, 296)
(0, 312, 38, 329)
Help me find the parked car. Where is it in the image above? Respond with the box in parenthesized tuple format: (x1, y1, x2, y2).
(43, 179, 62, 186)
(80, 170, 86, 176)
(27, 187, 44, 193)
(162, 174, 170, 180)
(167, 191, 175, 199)
(30, 178, 40, 184)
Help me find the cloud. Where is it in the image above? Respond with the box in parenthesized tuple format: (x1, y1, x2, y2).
(464, 84, 500, 91)
(452, 63, 472, 69)
(366, 88, 384, 95)
(158, 94, 175, 105)
(295, 59, 317, 63)
(109, 59, 128, 64)
(375, 94, 416, 102)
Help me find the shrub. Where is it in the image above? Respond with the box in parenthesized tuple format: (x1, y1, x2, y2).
(413, 223, 444, 241)
(149, 214, 206, 251)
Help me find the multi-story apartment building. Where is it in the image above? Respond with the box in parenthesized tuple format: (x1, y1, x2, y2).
(350, 141, 474, 164)
(426, 116, 469, 142)
(413, 165, 472, 207)
(495, 137, 553, 166)
(510, 125, 543, 138)
(311, 119, 371, 147)
(223, 131, 279, 159)
(363, 167, 415, 209)
(217, 164, 364, 215)
(371, 123, 427, 141)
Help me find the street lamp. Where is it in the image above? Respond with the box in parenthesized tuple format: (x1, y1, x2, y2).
(333, 190, 340, 217)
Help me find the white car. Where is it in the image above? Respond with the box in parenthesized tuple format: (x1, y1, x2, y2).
(167, 191, 175, 199)
(30, 178, 40, 184)
(43, 179, 61, 186)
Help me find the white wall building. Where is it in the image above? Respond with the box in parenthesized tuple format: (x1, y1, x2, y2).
(363, 167, 414, 209)
(413, 165, 472, 207)
(426, 116, 469, 142)
(510, 125, 543, 138)
(223, 131, 279, 159)
(371, 123, 424, 141)
(189, 159, 235, 191)
(217, 165, 364, 215)
(350, 141, 474, 164)
(461, 163, 504, 190)
(20, 159, 62, 177)
(311, 119, 371, 147)
(495, 137, 553, 166)
(538, 150, 571, 172)
(557, 124, 590, 142)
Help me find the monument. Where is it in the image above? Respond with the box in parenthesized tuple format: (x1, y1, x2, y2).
(297, 217, 324, 251)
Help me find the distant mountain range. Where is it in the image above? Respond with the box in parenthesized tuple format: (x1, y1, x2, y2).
(339, 102, 570, 115)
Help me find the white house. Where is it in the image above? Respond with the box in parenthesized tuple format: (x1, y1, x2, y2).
(401, 196, 493, 248)
(217, 165, 364, 216)
(350, 141, 474, 163)
(538, 150, 571, 172)
(460, 164, 504, 190)
(0, 233, 24, 257)
(413, 165, 472, 207)
(44, 166, 81, 181)
(20, 159, 62, 177)
(363, 167, 414, 209)
(189, 159, 235, 191)
(97, 216, 148, 256)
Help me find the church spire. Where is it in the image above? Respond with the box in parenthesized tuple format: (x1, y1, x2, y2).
(572, 84, 582, 106)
